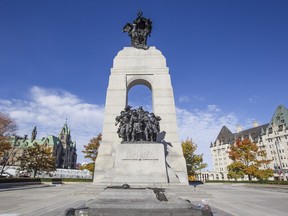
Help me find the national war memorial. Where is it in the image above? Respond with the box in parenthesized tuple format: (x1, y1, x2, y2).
(66, 12, 213, 216)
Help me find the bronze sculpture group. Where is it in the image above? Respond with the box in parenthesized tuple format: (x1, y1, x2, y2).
(123, 11, 152, 50)
(115, 106, 161, 143)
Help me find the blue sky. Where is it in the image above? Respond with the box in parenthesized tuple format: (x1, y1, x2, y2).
(1, 0, 288, 169)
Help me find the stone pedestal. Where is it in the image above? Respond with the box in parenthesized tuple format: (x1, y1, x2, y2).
(93, 47, 188, 185)
(113, 143, 168, 184)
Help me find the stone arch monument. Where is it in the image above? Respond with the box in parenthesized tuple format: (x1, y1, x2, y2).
(93, 47, 188, 185)
(93, 13, 188, 185)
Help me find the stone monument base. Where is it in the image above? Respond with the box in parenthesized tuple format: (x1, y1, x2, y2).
(113, 143, 168, 184)
(65, 185, 213, 216)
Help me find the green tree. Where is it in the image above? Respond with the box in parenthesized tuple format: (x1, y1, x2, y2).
(81, 133, 102, 172)
(227, 161, 245, 180)
(0, 112, 17, 175)
(228, 138, 273, 181)
(80, 163, 95, 173)
(181, 138, 207, 180)
(18, 143, 56, 177)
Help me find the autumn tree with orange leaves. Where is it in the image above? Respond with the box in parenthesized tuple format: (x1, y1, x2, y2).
(182, 138, 207, 181)
(227, 138, 273, 181)
(81, 133, 102, 172)
(18, 143, 56, 177)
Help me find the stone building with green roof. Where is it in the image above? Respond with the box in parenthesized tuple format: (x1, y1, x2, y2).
(9, 122, 77, 169)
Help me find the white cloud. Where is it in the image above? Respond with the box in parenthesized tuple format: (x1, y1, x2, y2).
(191, 95, 206, 103)
(176, 105, 239, 170)
(248, 95, 259, 103)
(0, 86, 104, 163)
(179, 95, 190, 103)
(179, 94, 207, 103)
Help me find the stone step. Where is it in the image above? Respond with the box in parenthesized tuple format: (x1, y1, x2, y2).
(74, 184, 212, 202)
(73, 184, 104, 197)
(66, 185, 213, 216)
(74, 207, 205, 216)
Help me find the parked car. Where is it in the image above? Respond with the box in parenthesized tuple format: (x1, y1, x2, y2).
(19, 171, 31, 177)
(0, 172, 13, 178)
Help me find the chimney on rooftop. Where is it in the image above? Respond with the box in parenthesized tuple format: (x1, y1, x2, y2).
(236, 124, 242, 133)
(253, 121, 259, 128)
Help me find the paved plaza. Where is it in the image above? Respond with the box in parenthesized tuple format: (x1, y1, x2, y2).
(0, 183, 89, 216)
(203, 183, 288, 216)
(0, 182, 287, 216)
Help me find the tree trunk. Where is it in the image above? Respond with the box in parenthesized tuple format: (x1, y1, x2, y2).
(0, 167, 4, 175)
(248, 174, 252, 181)
(0, 158, 8, 175)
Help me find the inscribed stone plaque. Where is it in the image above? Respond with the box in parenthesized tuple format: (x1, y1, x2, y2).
(113, 143, 168, 183)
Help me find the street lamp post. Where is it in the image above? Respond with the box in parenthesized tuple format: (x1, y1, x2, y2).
(275, 141, 286, 181)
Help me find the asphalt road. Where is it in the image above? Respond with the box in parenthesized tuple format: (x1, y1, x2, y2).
(0, 182, 287, 216)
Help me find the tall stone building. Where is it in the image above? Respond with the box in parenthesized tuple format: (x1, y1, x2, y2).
(210, 105, 288, 181)
(9, 122, 77, 169)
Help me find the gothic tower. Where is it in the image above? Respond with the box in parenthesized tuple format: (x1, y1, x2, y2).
(58, 121, 71, 149)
